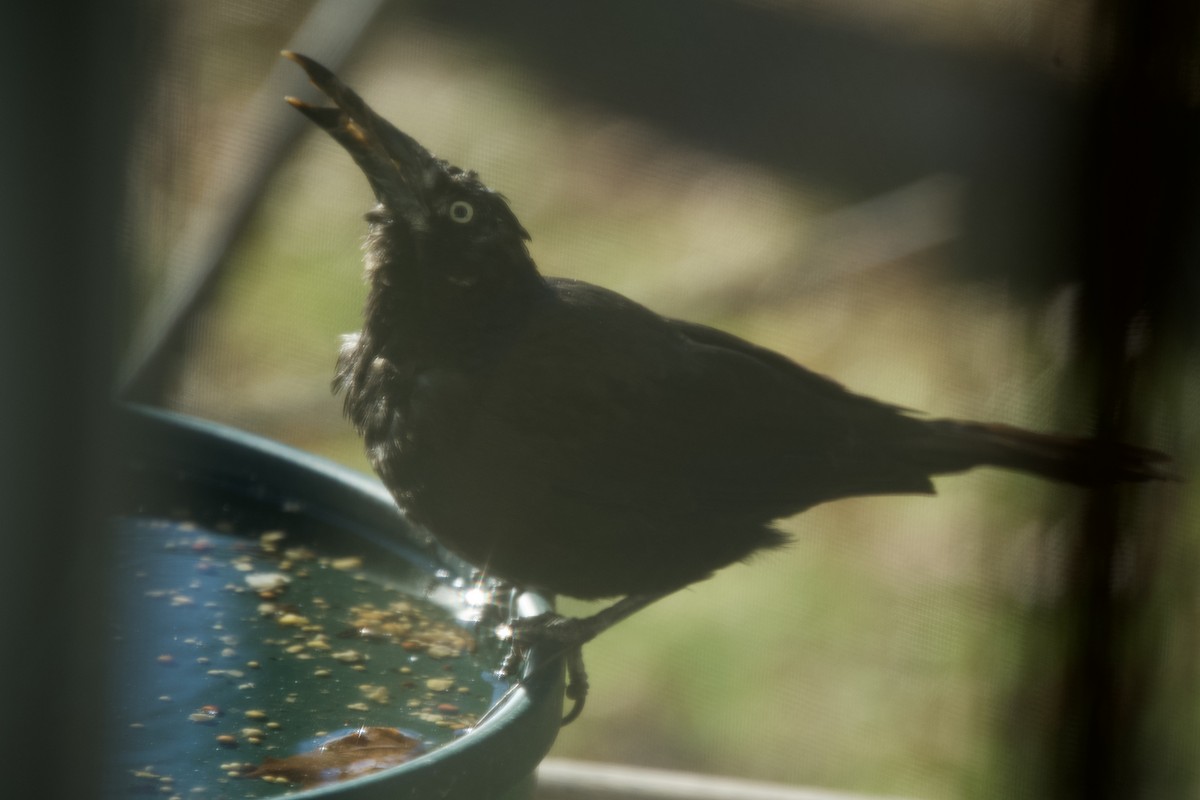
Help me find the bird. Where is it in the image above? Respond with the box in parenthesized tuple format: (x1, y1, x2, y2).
(282, 52, 1174, 723)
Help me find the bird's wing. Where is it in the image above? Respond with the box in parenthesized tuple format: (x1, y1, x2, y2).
(468, 280, 933, 520)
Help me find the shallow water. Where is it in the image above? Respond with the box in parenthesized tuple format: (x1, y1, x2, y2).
(109, 517, 515, 798)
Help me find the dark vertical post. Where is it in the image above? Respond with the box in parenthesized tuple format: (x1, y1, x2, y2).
(1054, 1, 1196, 798)
(0, 3, 140, 798)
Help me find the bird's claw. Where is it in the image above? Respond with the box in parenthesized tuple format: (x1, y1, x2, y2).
(504, 611, 602, 647)
(496, 612, 594, 725)
(561, 647, 590, 725)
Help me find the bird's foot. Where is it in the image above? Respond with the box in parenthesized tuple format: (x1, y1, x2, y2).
(495, 594, 671, 725)
(504, 611, 607, 648)
(497, 612, 597, 725)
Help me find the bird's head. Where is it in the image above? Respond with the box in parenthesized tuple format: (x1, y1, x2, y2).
(284, 52, 539, 318)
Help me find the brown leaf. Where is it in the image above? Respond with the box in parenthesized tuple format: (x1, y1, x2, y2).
(244, 726, 423, 787)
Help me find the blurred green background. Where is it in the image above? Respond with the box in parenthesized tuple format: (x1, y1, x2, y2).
(122, 2, 1197, 798)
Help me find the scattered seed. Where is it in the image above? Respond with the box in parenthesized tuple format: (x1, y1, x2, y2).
(244, 572, 290, 591)
(260, 531, 286, 546)
(359, 684, 390, 704)
(284, 546, 316, 561)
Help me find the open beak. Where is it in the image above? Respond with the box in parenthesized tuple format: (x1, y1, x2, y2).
(283, 51, 435, 226)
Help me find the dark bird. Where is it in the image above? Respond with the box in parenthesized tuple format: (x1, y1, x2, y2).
(283, 52, 1173, 722)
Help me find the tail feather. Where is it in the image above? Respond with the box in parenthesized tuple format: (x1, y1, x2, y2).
(915, 419, 1176, 486)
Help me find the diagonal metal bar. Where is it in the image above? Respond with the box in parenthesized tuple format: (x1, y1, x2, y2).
(117, 0, 389, 401)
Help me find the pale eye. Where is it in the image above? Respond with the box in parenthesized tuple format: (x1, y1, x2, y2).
(448, 200, 474, 224)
